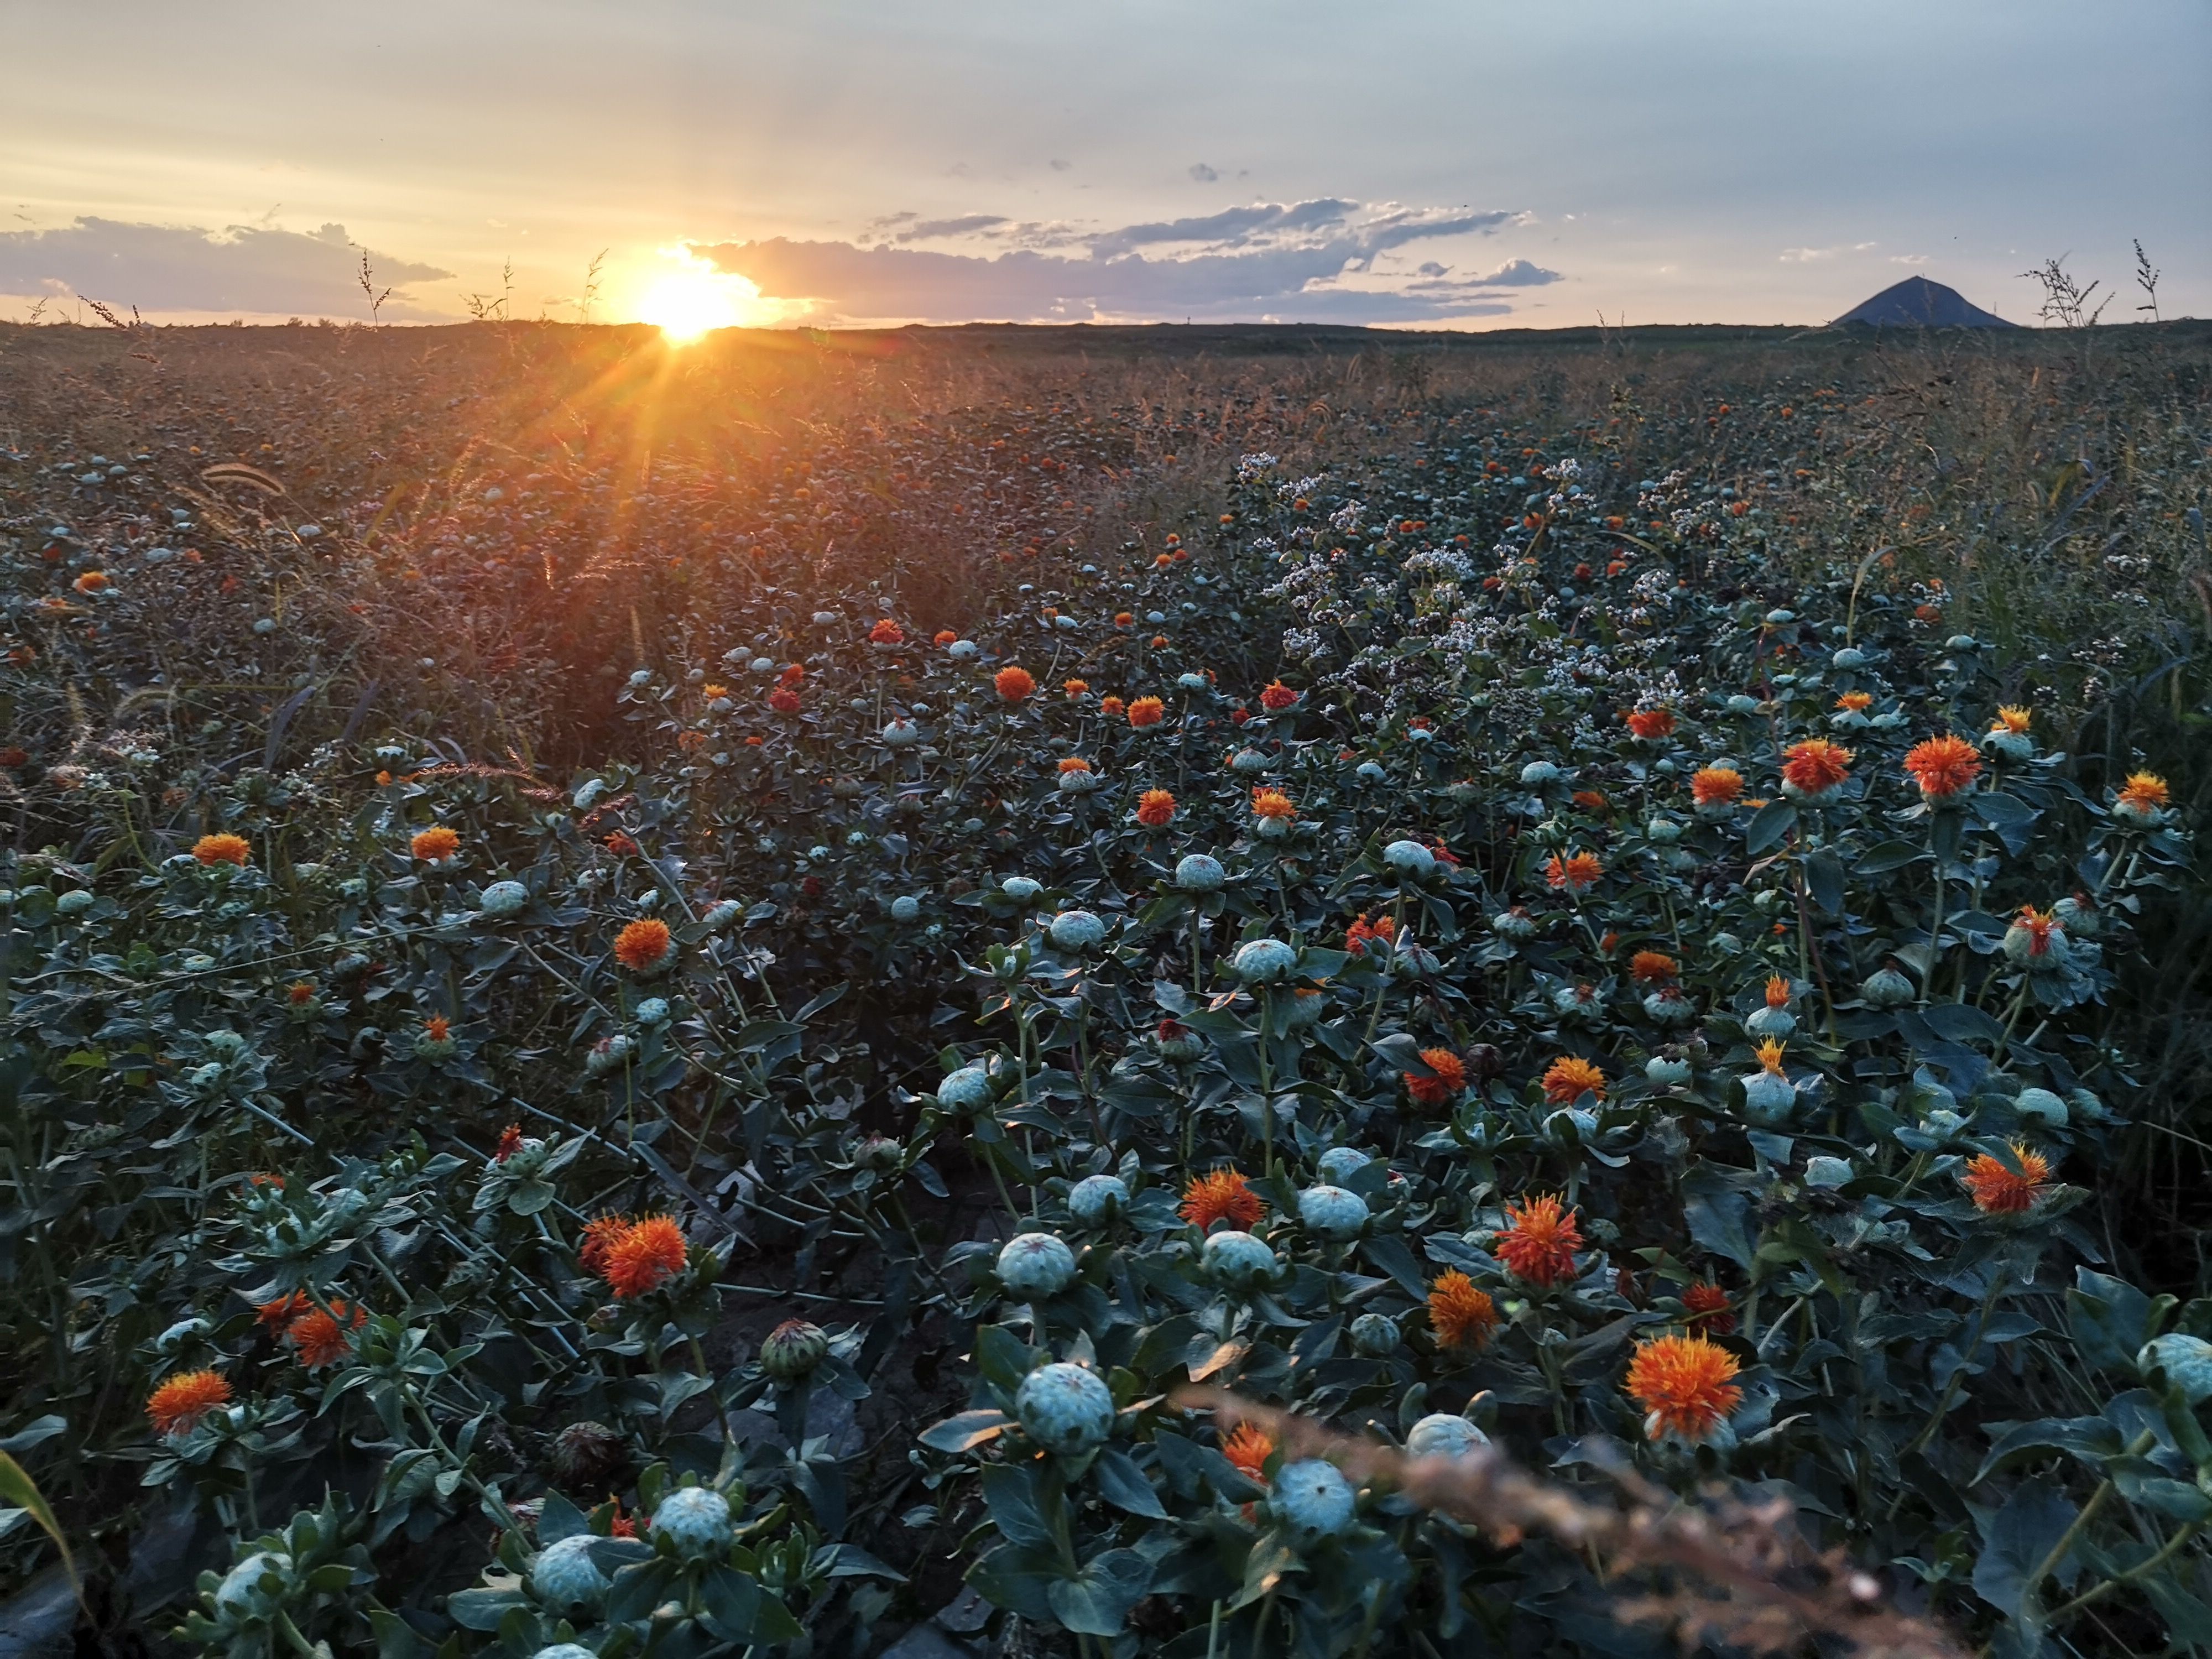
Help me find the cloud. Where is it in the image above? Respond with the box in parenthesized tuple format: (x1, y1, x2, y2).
(896, 215, 1010, 243)
(691, 198, 1541, 324)
(1890, 253, 1931, 265)
(1780, 241, 1879, 263)
(1188, 163, 1219, 182)
(0, 217, 451, 317)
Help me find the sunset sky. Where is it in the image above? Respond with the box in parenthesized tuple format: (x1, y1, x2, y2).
(4, 0, 2206, 331)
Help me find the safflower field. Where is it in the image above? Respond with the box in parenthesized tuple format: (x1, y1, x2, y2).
(3, 317, 2210, 1658)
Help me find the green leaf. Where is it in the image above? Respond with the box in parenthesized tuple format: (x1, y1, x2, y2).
(697, 1562, 761, 1641)
(920, 1409, 1012, 1454)
(2069, 1269, 2164, 1373)
(446, 1587, 528, 1631)
(1855, 840, 1928, 875)
(1089, 1447, 1167, 1519)
(1919, 1002, 2007, 1046)
(1745, 801, 1798, 856)
(0, 1452, 77, 1604)
(1973, 1417, 2124, 1486)
(1973, 1478, 2078, 1618)
(1802, 849, 1845, 916)
(1046, 1547, 1153, 1636)
(980, 1463, 1054, 1550)
(1681, 1170, 1756, 1272)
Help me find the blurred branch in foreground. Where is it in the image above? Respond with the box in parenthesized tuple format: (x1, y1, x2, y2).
(1178, 1385, 1969, 1659)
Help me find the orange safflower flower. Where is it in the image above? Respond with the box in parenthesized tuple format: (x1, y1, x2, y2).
(257, 1291, 312, 1329)
(1063, 679, 1089, 698)
(1629, 951, 1678, 984)
(1496, 1194, 1583, 1286)
(599, 1215, 688, 1297)
(1251, 787, 1296, 821)
(868, 619, 904, 645)
(287, 980, 316, 1005)
(285, 1300, 367, 1368)
(1541, 1056, 1606, 1104)
(994, 665, 1036, 702)
(1345, 912, 1397, 955)
(1545, 851, 1603, 892)
(2013, 905, 2062, 959)
(73, 570, 111, 594)
(1405, 1048, 1467, 1105)
(2117, 772, 2171, 813)
(192, 833, 251, 867)
(422, 1015, 450, 1045)
(604, 832, 639, 857)
(1259, 681, 1299, 712)
(494, 1124, 524, 1162)
(1961, 1143, 2052, 1214)
(1624, 708, 1675, 740)
(1221, 1421, 1275, 1481)
(1127, 696, 1165, 728)
(1114, 612, 1134, 628)
(147, 1369, 233, 1437)
(1682, 1281, 1735, 1333)
(1835, 692, 1874, 712)
(1136, 789, 1176, 827)
(1428, 1271, 1500, 1350)
(1572, 789, 1609, 811)
(1903, 735, 1982, 800)
(1780, 739, 1853, 797)
(613, 917, 672, 972)
(1691, 766, 1744, 807)
(1151, 634, 1170, 649)
(933, 630, 957, 646)
(1764, 975, 1792, 1009)
(779, 662, 805, 685)
(1057, 756, 1093, 775)
(1181, 1168, 1265, 1230)
(770, 687, 801, 713)
(1993, 706, 2032, 734)
(1626, 1333, 1743, 1442)
(579, 1213, 629, 1272)
(1100, 696, 1126, 717)
(410, 825, 461, 862)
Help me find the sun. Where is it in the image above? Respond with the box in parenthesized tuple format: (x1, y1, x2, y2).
(633, 253, 763, 342)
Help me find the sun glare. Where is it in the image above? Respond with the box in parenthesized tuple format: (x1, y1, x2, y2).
(633, 254, 761, 342)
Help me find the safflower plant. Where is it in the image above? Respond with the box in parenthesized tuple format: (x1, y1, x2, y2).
(2, 419, 2205, 1659)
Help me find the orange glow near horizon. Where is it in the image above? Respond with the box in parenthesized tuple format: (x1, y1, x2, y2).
(631, 250, 766, 341)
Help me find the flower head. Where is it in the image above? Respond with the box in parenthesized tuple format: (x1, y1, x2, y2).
(147, 1369, 233, 1437)
(613, 917, 672, 972)
(1251, 787, 1296, 821)
(1624, 707, 1676, 740)
(1428, 1271, 1500, 1350)
(1682, 1281, 1736, 1333)
(868, 619, 904, 645)
(1221, 1421, 1275, 1482)
(1136, 788, 1176, 828)
(284, 1301, 366, 1368)
(578, 1213, 629, 1272)
(1057, 756, 1093, 775)
(1063, 679, 1089, 698)
(1496, 1194, 1584, 1286)
(994, 665, 1036, 702)
(1753, 1038, 1788, 1076)
(1259, 681, 1299, 712)
(1128, 696, 1165, 728)
(1963, 1143, 2052, 1214)
(1181, 1168, 1265, 1230)
(2116, 772, 2171, 819)
(1835, 692, 1874, 712)
(1764, 975, 1792, 1009)
(769, 687, 801, 713)
(1691, 766, 1744, 807)
(599, 1215, 688, 1297)
(1541, 1056, 1606, 1104)
(1780, 739, 1854, 799)
(1405, 1047, 1467, 1105)
(494, 1124, 524, 1162)
(1630, 951, 1678, 984)
(192, 833, 251, 867)
(73, 570, 111, 594)
(1903, 735, 1982, 800)
(1545, 850, 1603, 892)
(1993, 706, 2032, 734)
(1345, 912, 1397, 955)
(1099, 695, 1125, 718)
(1626, 1333, 1743, 1442)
